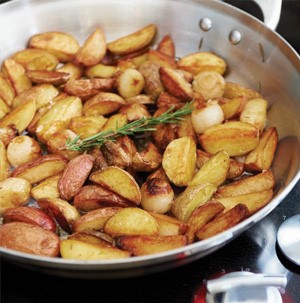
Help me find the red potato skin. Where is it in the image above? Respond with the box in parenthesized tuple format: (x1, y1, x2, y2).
(0, 222, 60, 257)
(3, 206, 56, 233)
(59, 154, 95, 201)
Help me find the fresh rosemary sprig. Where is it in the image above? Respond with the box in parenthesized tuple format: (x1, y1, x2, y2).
(64, 102, 193, 151)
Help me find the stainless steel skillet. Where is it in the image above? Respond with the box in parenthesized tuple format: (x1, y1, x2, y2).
(0, 0, 299, 279)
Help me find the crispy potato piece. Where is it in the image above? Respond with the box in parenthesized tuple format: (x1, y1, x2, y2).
(0, 99, 36, 133)
(88, 148, 108, 172)
(147, 166, 170, 183)
(215, 189, 273, 215)
(37, 197, 80, 233)
(188, 150, 230, 187)
(0, 140, 10, 182)
(116, 235, 187, 256)
(57, 62, 83, 80)
(178, 52, 226, 75)
(74, 28, 106, 66)
(68, 231, 113, 246)
(156, 92, 182, 109)
(0, 125, 18, 147)
(196, 204, 249, 240)
(152, 122, 176, 151)
(148, 212, 187, 236)
(12, 83, 59, 109)
(147, 49, 177, 68)
(36, 95, 82, 143)
(176, 114, 197, 141)
(69, 115, 107, 139)
(240, 98, 268, 131)
(58, 154, 94, 201)
(3, 206, 56, 232)
(119, 103, 151, 121)
(132, 142, 162, 172)
(107, 24, 156, 55)
(219, 96, 247, 120)
(0, 222, 60, 257)
(138, 61, 164, 100)
(104, 207, 159, 236)
(26, 70, 71, 85)
(199, 121, 260, 156)
(159, 66, 193, 102)
(30, 173, 61, 201)
(0, 177, 31, 214)
(6, 135, 42, 167)
(157, 34, 175, 57)
(0, 72, 15, 106)
(186, 201, 225, 243)
(171, 183, 217, 222)
(64, 78, 115, 100)
(12, 48, 59, 71)
(60, 238, 130, 260)
(0, 97, 10, 119)
(162, 136, 197, 186)
(2, 58, 32, 95)
(215, 170, 275, 198)
(90, 166, 141, 204)
(11, 154, 68, 184)
(73, 185, 132, 212)
(245, 127, 278, 172)
(224, 82, 262, 99)
(29, 31, 80, 62)
(116, 68, 145, 99)
(46, 129, 81, 160)
(83, 92, 125, 116)
(73, 207, 121, 232)
(100, 113, 128, 132)
(85, 64, 119, 79)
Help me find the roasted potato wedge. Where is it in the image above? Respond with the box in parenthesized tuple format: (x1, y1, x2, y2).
(0, 140, 10, 182)
(90, 166, 141, 204)
(147, 49, 177, 68)
(157, 34, 175, 57)
(0, 125, 18, 147)
(0, 222, 60, 257)
(26, 70, 71, 85)
(85, 63, 118, 79)
(116, 234, 187, 256)
(223, 82, 262, 99)
(0, 72, 15, 106)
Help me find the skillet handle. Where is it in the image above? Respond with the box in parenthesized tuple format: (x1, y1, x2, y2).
(252, 0, 282, 30)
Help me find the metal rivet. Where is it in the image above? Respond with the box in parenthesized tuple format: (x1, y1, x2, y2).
(199, 17, 212, 31)
(229, 29, 242, 45)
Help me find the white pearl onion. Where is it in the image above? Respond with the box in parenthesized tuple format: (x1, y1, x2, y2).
(140, 178, 174, 214)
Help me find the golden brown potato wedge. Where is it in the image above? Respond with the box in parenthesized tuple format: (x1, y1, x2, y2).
(0, 140, 10, 182)
(90, 166, 141, 204)
(30, 173, 61, 201)
(199, 121, 260, 157)
(186, 201, 225, 243)
(68, 231, 113, 247)
(0, 222, 60, 257)
(0, 125, 18, 147)
(74, 28, 106, 66)
(12, 48, 59, 71)
(57, 62, 83, 80)
(104, 207, 159, 237)
(73, 207, 121, 233)
(6, 135, 42, 167)
(162, 136, 197, 186)
(37, 197, 80, 233)
(0, 97, 10, 119)
(219, 96, 247, 120)
(12, 83, 59, 109)
(215, 189, 273, 215)
(2, 58, 32, 95)
(107, 24, 156, 55)
(196, 204, 249, 240)
(156, 91, 182, 109)
(0, 177, 31, 215)
(60, 238, 130, 260)
(188, 150, 230, 187)
(3, 206, 56, 232)
(11, 154, 68, 184)
(176, 114, 197, 141)
(83, 92, 125, 116)
(159, 66, 193, 102)
(157, 34, 175, 57)
(0, 99, 36, 133)
(26, 70, 71, 85)
(116, 235, 187, 256)
(215, 170, 275, 198)
(148, 212, 187, 236)
(85, 64, 118, 79)
(0, 72, 15, 106)
(245, 127, 278, 172)
(147, 49, 177, 68)
(100, 113, 128, 132)
(73, 185, 132, 212)
(223, 82, 262, 100)
(119, 103, 151, 121)
(58, 154, 94, 201)
(29, 31, 80, 62)
(177, 52, 226, 75)
(171, 183, 217, 222)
